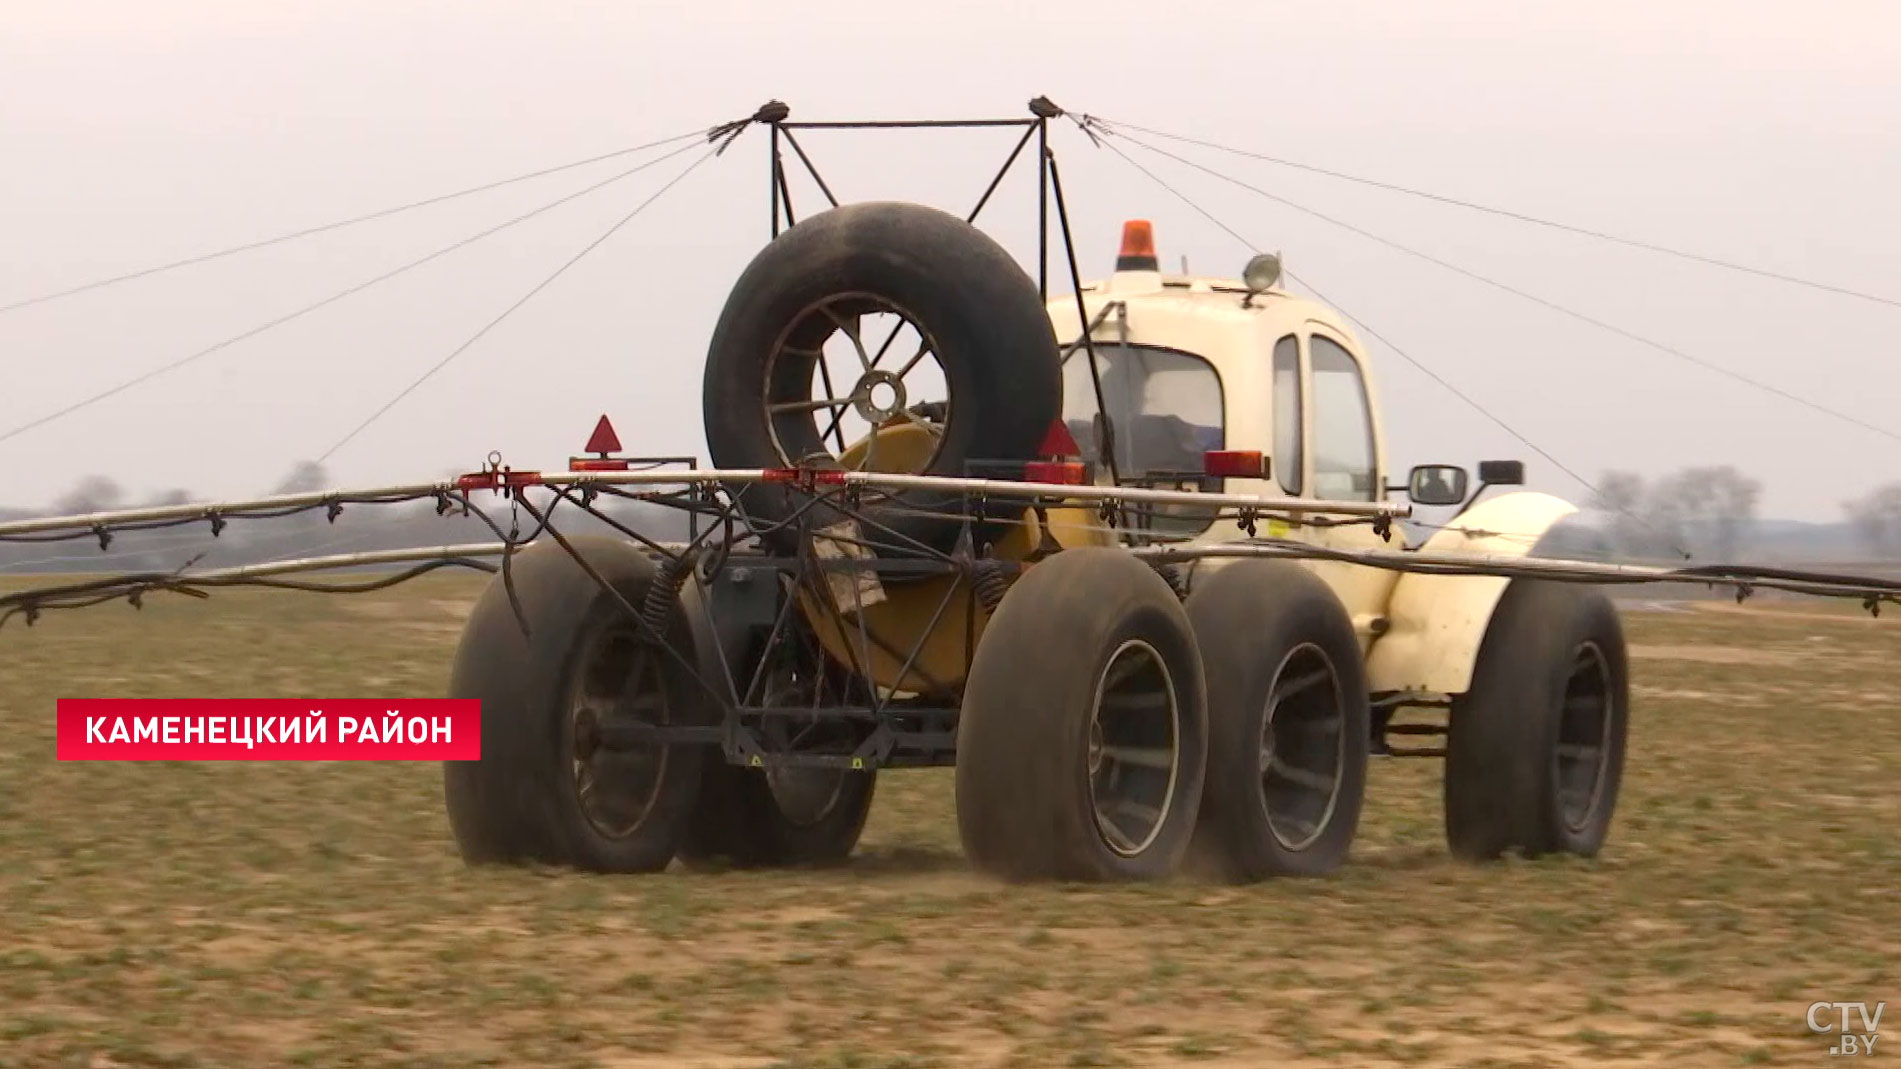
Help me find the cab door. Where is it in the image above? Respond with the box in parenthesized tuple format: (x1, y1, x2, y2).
(1290, 325, 1401, 650)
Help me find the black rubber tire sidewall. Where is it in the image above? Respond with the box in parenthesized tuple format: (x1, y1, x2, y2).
(955, 548, 1208, 882)
(443, 537, 708, 873)
(1445, 581, 1630, 861)
(702, 201, 1061, 555)
(1184, 560, 1370, 881)
(679, 762, 876, 868)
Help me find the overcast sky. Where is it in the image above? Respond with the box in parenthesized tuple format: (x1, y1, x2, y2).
(3, 0, 1897, 519)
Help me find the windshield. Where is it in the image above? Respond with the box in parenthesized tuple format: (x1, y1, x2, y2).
(1061, 344, 1224, 476)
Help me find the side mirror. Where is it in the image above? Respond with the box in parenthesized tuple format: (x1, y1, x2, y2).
(1406, 464, 1469, 507)
(1477, 460, 1525, 486)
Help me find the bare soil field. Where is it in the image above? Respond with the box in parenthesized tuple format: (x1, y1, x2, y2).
(1, 578, 1896, 1067)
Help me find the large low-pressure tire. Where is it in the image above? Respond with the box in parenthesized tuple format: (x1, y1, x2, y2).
(671, 594, 878, 869)
(702, 201, 1062, 555)
(1444, 581, 1630, 861)
(955, 548, 1208, 882)
(1185, 561, 1370, 881)
(679, 762, 876, 869)
(443, 537, 708, 873)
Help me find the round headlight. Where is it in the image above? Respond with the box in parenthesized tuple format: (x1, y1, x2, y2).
(1243, 252, 1282, 293)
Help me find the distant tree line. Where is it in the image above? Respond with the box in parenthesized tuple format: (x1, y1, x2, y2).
(1588, 466, 1762, 561)
(1843, 482, 1901, 554)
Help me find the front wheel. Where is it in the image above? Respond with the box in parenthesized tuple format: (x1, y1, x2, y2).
(1444, 581, 1630, 861)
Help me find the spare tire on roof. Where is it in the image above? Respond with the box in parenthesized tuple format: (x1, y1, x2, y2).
(701, 201, 1063, 557)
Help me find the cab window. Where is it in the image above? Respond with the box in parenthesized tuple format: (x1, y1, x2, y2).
(1309, 335, 1377, 501)
(1061, 344, 1224, 477)
(1061, 342, 1224, 539)
(1271, 335, 1302, 495)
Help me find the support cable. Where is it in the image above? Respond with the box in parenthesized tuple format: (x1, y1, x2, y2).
(1092, 125, 1901, 445)
(0, 140, 709, 448)
(317, 145, 720, 462)
(1089, 116, 1901, 312)
(0, 128, 713, 316)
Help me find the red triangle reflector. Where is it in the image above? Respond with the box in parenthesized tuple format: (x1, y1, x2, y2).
(584, 414, 623, 455)
(1036, 418, 1080, 459)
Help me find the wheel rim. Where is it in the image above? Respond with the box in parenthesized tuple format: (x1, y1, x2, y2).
(761, 293, 952, 472)
(1259, 643, 1348, 852)
(756, 660, 852, 828)
(765, 767, 849, 827)
(566, 624, 670, 840)
(1555, 641, 1615, 834)
(1086, 639, 1182, 858)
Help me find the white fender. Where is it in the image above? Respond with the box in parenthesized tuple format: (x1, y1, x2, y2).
(1363, 490, 1579, 696)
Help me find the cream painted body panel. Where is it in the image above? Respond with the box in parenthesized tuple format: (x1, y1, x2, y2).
(1046, 271, 1576, 695)
(1361, 491, 1578, 695)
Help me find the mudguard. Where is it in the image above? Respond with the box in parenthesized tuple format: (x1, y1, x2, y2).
(1363, 491, 1579, 696)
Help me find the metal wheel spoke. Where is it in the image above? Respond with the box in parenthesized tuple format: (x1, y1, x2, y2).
(1099, 690, 1171, 713)
(823, 306, 873, 371)
(866, 320, 905, 372)
(769, 396, 853, 415)
(1110, 797, 1163, 824)
(1272, 667, 1333, 704)
(1267, 757, 1336, 794)
(1100, 744, 1173, 770)
(1097, 812, 1140, 851)
(1275, 814, 1319, 840)
(1100, 653, 1147, 692)
(888, 405, 942, 433)
(814, 358, 848, 452)
(1281, 714, 1343, 734)
(892, 338, 935, 379)
(1555, 742, 1599, 760)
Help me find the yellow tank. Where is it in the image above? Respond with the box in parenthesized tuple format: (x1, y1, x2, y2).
(796, 421, 1114, 695)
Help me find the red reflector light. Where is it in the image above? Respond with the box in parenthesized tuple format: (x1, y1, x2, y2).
(1203, 450, 1266, 478)
(1024, 460, 1087, 485)
(584, 414, 624, 455)
(568, 457, 632, 472)
(761, 467, 849, 487)
(1036, 418, 1081, 459)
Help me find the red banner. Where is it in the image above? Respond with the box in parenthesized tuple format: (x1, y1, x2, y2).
(55, 699, 481, 761)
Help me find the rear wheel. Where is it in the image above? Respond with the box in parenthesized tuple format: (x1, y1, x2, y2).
(955, 549, 1208, 882)
(679, 653, 876, 868)
(681, 762, 875, 868)
(1445, 581, 1629, 860)
(1186, 561, 1369, 880)
(443, 538, 707, 872)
